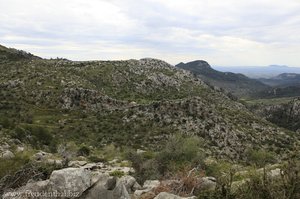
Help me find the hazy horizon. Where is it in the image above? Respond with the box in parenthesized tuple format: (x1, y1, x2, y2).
(1, 0, 300, 66)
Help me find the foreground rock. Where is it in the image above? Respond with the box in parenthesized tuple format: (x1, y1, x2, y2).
(82, 174, 141, 199)
(3, 164, 202, 199)
(3, 165, 142, 199)
(49, 168, 91, 196)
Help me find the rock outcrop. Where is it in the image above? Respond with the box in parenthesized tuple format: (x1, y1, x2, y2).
(251, 97, 300, 131)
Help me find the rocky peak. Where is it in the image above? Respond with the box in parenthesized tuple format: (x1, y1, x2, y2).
(176, 60, 212, 71)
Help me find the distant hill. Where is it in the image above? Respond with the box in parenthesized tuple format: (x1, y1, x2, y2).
(176, 60, 270, 98)
(258, 73, 300, 87)
(0, 44, 40, 62)
(215, 65, 300, 78)
(250, 73, 300, 99)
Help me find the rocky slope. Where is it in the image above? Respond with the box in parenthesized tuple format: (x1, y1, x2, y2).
(249, 97, 300, 132)
(0, 46, 298, 160)
(1, 45, 300, 199)
(176, 60, 270, 98)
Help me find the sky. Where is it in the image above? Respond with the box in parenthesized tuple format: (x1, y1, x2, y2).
(0, 0, 300, 66)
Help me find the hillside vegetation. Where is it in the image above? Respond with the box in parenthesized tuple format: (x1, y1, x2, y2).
(1, 45, 300, 199)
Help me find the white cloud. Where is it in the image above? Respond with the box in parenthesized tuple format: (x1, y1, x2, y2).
(0, 0, 300, 66)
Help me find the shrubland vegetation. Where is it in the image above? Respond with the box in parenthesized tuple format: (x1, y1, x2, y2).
(1, 46, 300, 198)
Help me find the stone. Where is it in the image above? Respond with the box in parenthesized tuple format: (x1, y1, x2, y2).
(154, 192, 197, 199)
(49, 168, 91, 196)
(105, 176, 117, 190)
(112, 184, 131, 199)
(2, 150, 15, 159)
(82, 162, 104, 170)
(137, 149, 146, 154)
(118, 175, 141, 193)
(143, 180, 160, 190)
(109, 159, 119, 164)
(268, 168, 282, 178)
(200, 177, 216, 191)
(80, 174, 135, 199)
(33, 151, 50, 161)
(16, 146, 25, 152)
(134, 180, 160, 198)
(46, 159, 63, 167)
(80, 174, 112, 199)
(68, 160, 87, 167)
(1, 142, 10, 150)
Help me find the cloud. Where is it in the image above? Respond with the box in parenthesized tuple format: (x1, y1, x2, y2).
(0, 0, 300, 66)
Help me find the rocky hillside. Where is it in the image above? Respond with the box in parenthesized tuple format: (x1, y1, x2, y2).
(176, 60, 269, 98)
(0, 47, 298, 160)
(249, 97, 300, 132)
(0, 44, 40, 62)
(1, 45, 300, 198)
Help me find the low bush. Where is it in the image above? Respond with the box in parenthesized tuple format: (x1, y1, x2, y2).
(109, 170, 125, 178)
(77, 145, 90, 156)
(127, 134, 205, 184)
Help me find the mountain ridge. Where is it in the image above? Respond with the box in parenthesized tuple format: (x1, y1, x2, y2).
(176, 60, 270, 98)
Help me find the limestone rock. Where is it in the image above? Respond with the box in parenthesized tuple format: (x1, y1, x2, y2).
(143, 180, 160, 190)
(200, 177, 216, 191)
(68, 160, 88, 167)
(49, 168, 91, 196)
(33, 151, 51, 161)
(80, 174, 136, 199)
(154, 192, 196, 199)
(2, 150, 15, 159)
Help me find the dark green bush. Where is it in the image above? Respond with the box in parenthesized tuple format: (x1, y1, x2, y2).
(77, 145, 90, 156)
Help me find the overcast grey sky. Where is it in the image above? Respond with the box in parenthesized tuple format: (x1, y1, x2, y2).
(1, 0, 300, 66)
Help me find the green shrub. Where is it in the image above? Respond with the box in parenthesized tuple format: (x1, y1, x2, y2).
(22, 125, 54, 148)
(0, 153, 30, 179)
(88, 155, 106, 163)
(127, 134, 205, 183)
(127, 152, 160, 184)
(77, 145, 90, 156)
(246, 149, 276, 167)
(109, 170, 125, 178)
(12, 127, 27, 141)
(0, 117, 14, 129)
(156, 134, 205, 175)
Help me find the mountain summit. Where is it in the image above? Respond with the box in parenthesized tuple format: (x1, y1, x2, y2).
(176, 60, 269, 97)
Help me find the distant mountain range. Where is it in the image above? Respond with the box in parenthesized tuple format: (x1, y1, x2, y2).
(176, 60, 270, 98)
(214, 65, 300, 78)
(251, 73, 300, 98)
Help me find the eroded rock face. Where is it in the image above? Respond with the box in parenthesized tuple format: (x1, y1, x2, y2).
(59, 88, 126, 111)
(251, 97, 300, 131)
